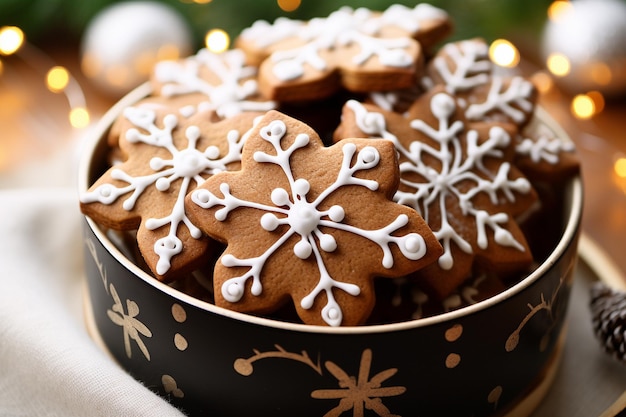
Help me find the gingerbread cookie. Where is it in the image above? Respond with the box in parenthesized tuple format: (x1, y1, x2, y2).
(514, 114, 580, 183)
(80, 104, 259, 281)
(426, 38, 538, 127)
(334, 87, 538, 299)
(185, 110, 442, 326)
(151, 48, 277, 120)
(370, 38, 538, 128)
(235, 4, 452, 102)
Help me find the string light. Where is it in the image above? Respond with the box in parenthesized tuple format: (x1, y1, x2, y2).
(0, 25, 90, 129)
(277, 0, 301, 12)
(587, 90, 605, 114)
(0, 26, 24, 55)
(489, 39, 519, 68)
(69, 107, 90, 129)
(205, 29, 230, 53)
(547, 1, 572, 21)
(530, 71, 554, 95)
(615, 157, 626, 179)
(590, 62, 613, 86)
(46, 66, 70, 93)
(571, 94, 595, 119)
(546, 53, 571, 77)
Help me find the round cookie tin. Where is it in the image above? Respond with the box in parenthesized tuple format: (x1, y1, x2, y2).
(80, 83, 582, 417)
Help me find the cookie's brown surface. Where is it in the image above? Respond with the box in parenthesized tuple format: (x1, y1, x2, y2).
(80, 106, 259, 281)
(185, 110, 442, 326)
(335, 87, 538, 299)
(236, 4, 451, 102)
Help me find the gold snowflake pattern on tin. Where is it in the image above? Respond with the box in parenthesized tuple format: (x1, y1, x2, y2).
(107, 283, 153, 360)
(234, 346, 405, 416)
(311, 349, 406, 417)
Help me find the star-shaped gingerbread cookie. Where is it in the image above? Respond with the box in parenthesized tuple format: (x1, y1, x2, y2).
(235, 4, 452, 102)
(150, 48, 277, 120)
(185, 110, 442, 326)
(80, 102, 259, 281)
(335, 87, 538, 299)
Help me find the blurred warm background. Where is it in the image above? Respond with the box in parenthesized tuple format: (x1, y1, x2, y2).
(1, 0, 626, 277)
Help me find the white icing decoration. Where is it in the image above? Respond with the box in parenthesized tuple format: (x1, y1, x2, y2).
(153, 48, 276, 119)
(432, 40, 491, 94)
(516, 126, 575, 164)
(242, 4, 448, 82)
(346, 93, 531, 270)
(191, 119, 429, 326)
(240, 17, 305, 49)
(80, 107, 253, 275)
(465, 76, 534, 123)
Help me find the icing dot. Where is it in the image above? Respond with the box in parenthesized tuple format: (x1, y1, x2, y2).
(174, 333, 188, 351)
(271, 188, 290, 206)
(328, 205, 345, 222)
(294, 239, 313, 259)
(319, 233, 337, 252)
(292, 204, 319, 236)
(327, 307, 340, 321)
(226, 282, 243, 298)
(193, 190, 210, 205)
(293, 178, 310, 196)
(205, 145, 220, 160)
(150, 157, 165, 171)
(361, 148, 377, 163)
(171, 303, 187, 322)
(156, 177, 170, 191)
(261, 213, 280, 231)
(99, 185, 111, 198)
(438, 252, 454, 270)
(404, 235, 423, 254)
(431, 93, 455, 119)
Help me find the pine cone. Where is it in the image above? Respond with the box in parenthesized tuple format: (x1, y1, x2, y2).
(590, 282, 626, 362)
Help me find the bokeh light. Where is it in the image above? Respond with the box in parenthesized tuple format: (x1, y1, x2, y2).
(530, 71, 554, 95)
(69, 107, 90, 129)
(205, 29, 230, 53)
(547, 1, 572, 21)
(0, 26, 24, 55)
(46, 66, 70, 93)
(546, 53, 571, 77)
(277, 0, 301, 12)
(571, 94, 595, 119)
(614, 157, 626, 178)
(589, 62, 613, 86)
(489, 39, 519, 68)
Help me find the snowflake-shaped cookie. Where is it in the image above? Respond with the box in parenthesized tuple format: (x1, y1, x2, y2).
(335, 88, 538, 298)
(515, 115, 580, 182)
(426, 38, 537, 127)
(236, 4, 451, 101)
(185, 110, 442, 326)
(80, 103, 259, 281)
(151, 48, 277, 119)
(371, 38, 538, 128)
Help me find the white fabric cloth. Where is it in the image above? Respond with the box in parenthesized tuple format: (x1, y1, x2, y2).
(0, 188, 185, 417)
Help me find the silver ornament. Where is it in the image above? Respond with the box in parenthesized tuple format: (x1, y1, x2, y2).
(542, 0, 626, 96)
(80, 1, 193, 97)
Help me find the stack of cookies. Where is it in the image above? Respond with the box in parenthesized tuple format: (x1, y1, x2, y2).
(80, 3, 579, 327)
